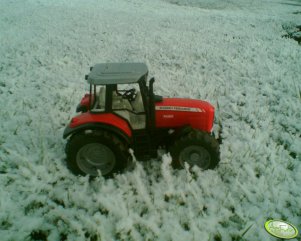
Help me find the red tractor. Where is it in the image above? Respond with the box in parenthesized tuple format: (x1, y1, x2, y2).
(63, 63, 219, 177)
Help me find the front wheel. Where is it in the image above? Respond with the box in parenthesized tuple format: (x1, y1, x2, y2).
(65, 131, 129, 177)
(169, 130, 220, 170)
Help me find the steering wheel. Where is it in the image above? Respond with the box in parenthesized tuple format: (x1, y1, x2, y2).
(122, 88, 136, 101)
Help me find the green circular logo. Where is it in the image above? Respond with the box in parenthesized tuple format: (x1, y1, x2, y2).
(265, 220, 298, 239)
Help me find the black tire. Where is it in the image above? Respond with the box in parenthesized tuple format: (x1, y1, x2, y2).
(65, 130, 130, 177)
(169, 130, 220, 170)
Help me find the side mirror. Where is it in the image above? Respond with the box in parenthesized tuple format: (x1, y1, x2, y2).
(148, 77, 162, 103)
(149, 77, 155, 97)
(148, 77, 156, 130)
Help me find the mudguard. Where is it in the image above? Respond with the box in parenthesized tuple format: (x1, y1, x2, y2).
(63, 112, 132, 144)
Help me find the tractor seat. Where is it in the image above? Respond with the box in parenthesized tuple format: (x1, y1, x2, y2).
(98, 87, 106, 108)
(131, 91, 144, 112)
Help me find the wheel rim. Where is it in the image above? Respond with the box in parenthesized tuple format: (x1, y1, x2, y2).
(179, 145, 211, 169)
(76, 143, 116, 176)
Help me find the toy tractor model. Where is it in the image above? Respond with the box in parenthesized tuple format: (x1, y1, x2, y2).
(63, 63, 219, 177)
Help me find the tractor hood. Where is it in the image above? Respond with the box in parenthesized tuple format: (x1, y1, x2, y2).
(155, 98, 215, 133)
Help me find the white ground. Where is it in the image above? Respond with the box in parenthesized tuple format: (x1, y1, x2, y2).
(0, 0, 300, 240)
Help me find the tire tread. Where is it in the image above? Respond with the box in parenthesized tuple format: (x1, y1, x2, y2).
(169, 129, 220, 169)
(65, 130, 129, 177)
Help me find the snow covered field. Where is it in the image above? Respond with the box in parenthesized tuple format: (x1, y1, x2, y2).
(0, 0, 300, 240)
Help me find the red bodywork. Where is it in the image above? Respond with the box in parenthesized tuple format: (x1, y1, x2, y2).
(155, 98, 215, 133)
(70, 112, 132, 137)
(80, 94, 94, 110)
(71, 96, 214, 137)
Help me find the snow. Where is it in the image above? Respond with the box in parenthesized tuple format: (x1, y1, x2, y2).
(0, 0, 300, 240)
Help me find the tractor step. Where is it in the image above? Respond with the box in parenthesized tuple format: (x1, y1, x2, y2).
(133, 130, 157, 159)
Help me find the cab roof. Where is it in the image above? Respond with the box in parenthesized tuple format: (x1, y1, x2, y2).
(86, 63, 148, 85)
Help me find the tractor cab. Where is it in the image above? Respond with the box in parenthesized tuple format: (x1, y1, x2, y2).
(76, 63, 159, 131)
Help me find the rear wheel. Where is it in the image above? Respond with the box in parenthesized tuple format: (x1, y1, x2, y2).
(66, 130, 129, 177)
(169, 130, 219, 170)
